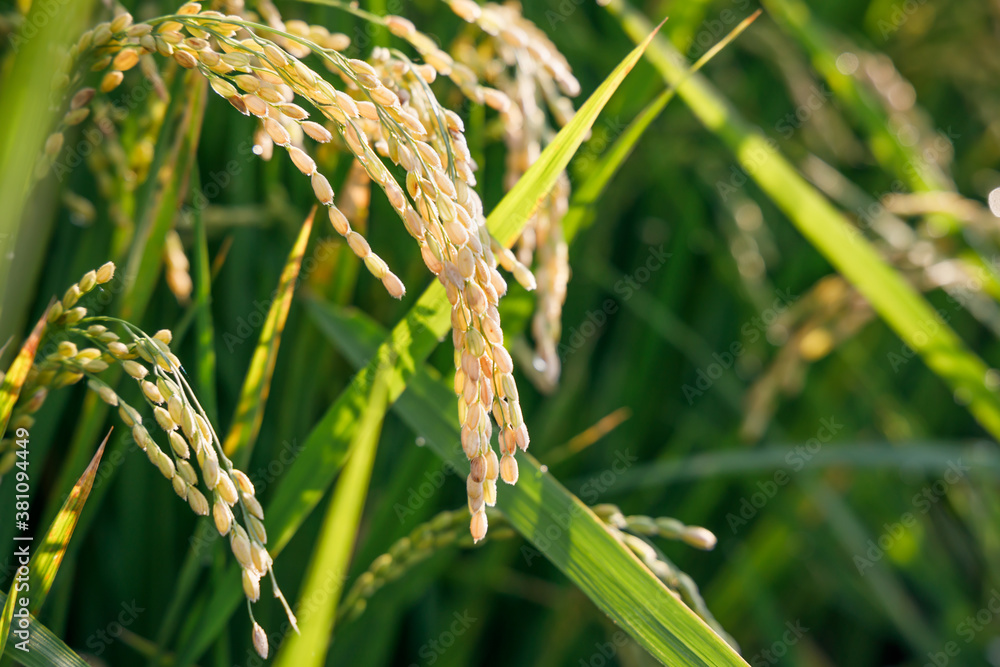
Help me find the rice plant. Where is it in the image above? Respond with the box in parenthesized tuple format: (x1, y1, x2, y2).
(1, 0, 998, 665)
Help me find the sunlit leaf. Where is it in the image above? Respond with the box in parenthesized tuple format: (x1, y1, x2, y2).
(0, 311, 46, 440)
(223, 207, 316, 467)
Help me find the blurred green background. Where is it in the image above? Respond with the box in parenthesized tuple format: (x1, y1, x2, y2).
(2, 0, 1000, 665)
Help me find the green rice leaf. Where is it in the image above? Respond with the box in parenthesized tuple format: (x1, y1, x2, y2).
(27, 432, 109, 614)
(222, 207, 316, 468)
(306, 298, 749, 666)
(0, 432, 108, 655)
(0, 589, 90, 666)
(273, 363, 390, 667)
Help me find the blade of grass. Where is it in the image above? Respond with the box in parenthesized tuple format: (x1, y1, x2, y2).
(192, 194, 219, 423)
(0, 0, 98, 342)
(0, 590, 90, 667)
(0, 432, 108, 657)
(606, 0, 1000, 442)
(488, 20, 666, 247)
(761, 0, 955, 196)
(27, 432, 109, 614)
(565, 11, 761, 240)
(222, 207, 316, 468)
(273, 363, 390, 667)
(0, 310, 46, 439)
(173, 27, 666, 665)
(306, 298, 749, 666)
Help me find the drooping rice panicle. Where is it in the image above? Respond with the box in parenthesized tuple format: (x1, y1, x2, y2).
(3, 263, 298, 657)
(439, 1, 578, 391)
(337, 505, 720, 631)
(37, 0, 557, 548)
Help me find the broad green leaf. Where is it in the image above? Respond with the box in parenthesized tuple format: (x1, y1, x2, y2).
(0, 432, 107, 655)
(174, 26, 665, 665)
(274, 364, 390, 667)
(306, 298, 748, 666)
(223, 207, 316, 467)
(0, 310, 45, 440)
(606, 0, 1000, 442)
(0, 591, 90, 667)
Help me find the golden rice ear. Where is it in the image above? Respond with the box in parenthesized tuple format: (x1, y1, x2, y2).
(20, 263, 301, 642)
(43, 0, 576, 553)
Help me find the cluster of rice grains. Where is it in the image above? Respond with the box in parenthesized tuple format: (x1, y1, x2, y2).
(444, 1, 579, 392)
(375, 0, 580, 536)
(10, 264, 296, 659)
(40, 0, 583, 639)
